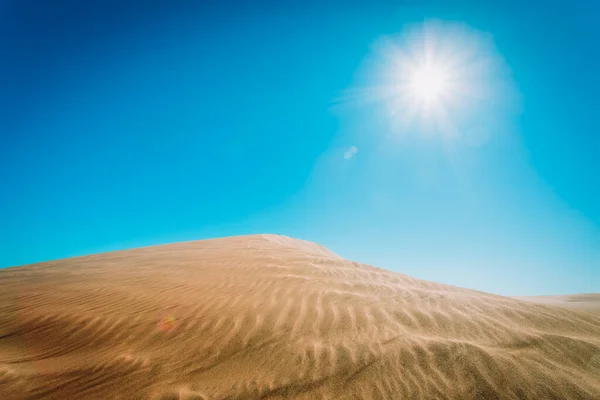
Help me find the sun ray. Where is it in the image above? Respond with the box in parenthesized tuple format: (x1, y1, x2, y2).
(337, 20, 517, 145)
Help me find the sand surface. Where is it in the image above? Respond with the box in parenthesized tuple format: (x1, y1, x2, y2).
(513, 294, 600, 312)
(1, 234, 599, 399)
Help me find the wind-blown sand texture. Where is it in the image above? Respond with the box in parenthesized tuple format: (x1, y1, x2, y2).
(1, 234, 599, 399)
(513, 294, 600, 312)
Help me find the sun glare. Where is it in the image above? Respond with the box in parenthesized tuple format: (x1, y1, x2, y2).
(343, 21, 514, 140)
(411, 64, 448, 101)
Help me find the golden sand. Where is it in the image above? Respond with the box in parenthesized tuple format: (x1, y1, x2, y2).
(1, 235, 599, 399)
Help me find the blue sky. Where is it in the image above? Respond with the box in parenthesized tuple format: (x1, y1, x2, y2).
(1, 0, 599, 295)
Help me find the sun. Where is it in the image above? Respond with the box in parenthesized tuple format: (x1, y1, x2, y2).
(341, 20, 513, 140)
(411, 64, 448, 101)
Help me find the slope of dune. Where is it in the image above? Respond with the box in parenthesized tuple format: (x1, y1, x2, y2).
(1, 234, 599, 399)
(513, 294, 600, 312)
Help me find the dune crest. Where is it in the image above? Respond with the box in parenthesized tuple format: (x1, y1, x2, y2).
(1, 234, 599, 399)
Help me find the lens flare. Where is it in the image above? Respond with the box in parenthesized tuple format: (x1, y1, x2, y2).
(158, 315, 177, 332)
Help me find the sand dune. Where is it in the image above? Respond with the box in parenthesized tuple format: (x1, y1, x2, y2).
(513, 294, 600, 312)
(1, 234, 599, 399)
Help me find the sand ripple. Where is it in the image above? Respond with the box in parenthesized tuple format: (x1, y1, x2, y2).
(1, 235, 599, 399)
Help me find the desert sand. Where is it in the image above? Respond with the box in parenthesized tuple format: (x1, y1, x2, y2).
(0, 234, 599, 399)
(513, 294, 600, 313)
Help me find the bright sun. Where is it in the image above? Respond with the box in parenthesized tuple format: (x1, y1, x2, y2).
(347, 20, 511, 138)
(411, 64, 447, 100)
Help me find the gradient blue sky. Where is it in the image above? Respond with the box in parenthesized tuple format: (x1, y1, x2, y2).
(1, 0, 599, 295)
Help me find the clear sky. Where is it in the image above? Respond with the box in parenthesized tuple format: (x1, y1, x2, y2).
(1, 0, 599, 295)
